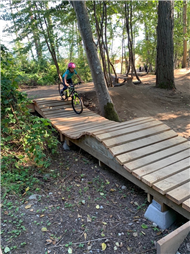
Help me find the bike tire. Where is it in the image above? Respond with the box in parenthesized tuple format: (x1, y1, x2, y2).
(72, 94, 83, 114)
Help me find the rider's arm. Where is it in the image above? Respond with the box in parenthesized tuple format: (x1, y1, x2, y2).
(64, 74, 69, 87)
(76, 74, 84, 83)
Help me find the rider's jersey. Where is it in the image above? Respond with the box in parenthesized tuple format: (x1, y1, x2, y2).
(62, 69, 77, 80)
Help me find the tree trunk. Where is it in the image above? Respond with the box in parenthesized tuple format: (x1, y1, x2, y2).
(156, 1, 175, 89)
(71, 1, 119, 121)
(93, 2, 111, 87)
(125, 3, 141, 82)
(182, 0, 187, 68)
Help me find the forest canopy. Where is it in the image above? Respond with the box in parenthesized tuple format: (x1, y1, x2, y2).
(1, 0, 190, 87)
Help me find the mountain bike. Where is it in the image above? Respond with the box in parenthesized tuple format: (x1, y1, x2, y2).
(59, 82, 83, 114)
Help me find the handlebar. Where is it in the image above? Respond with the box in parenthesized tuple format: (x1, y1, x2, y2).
(69, 81, 83, 87)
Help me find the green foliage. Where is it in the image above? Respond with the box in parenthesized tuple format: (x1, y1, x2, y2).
(1, 45, 59, 195)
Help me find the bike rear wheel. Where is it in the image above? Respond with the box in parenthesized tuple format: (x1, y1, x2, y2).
(72, 94, 83, 114)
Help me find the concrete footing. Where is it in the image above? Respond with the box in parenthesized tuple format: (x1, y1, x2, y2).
(63, 140, 70, 150)
(144, 200, 177, 230)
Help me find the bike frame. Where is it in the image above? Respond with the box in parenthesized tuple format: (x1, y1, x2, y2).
(65, 83, 79, 99)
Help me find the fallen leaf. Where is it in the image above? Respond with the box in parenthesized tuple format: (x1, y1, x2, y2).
(4, 246, 10, 253)
(100, 192, 104, 196)
(116, 242, 120, 246)
(25, 201, 28, 204)
(101, 232, 105, 237)
(127, 246, 131, 251)
(96, 205, 100, 209)
(81, 200, 85, 205)
(102, 243, 107, 251)
(4, 211, 8, 215)
(110, 189, 116, 192)
(141, 231, 146, 235)
(102, 222, 107, 225)
(41, 227, 48, 232)
(87, 215, 91, 222)
(46, 239, 52, 245)
(84, 232, 87, 240)
(40, 214, 44, 217)
(114, 246, 117, 251)
(78, 214, 82, 218)
(68, 247, 72, 253)
(25, 187, 30, 192)
(25, 204, 32, 209)
(133, 232, 138, 237)
(30, 209, 34, 212)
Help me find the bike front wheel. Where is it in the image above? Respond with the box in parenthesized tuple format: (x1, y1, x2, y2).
(72, 94, 83, 114)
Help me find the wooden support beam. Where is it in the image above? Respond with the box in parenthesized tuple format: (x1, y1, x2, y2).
(153, 197, 169, 212)
(157, 221, 190, 254)
(147, 193, 153, 203)
(60, 133, 64, 142)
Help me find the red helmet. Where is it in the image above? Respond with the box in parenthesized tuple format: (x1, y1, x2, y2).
(68, 62, 76, 68)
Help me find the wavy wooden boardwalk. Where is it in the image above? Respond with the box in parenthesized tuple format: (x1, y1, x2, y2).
(33, 96, 190, 219)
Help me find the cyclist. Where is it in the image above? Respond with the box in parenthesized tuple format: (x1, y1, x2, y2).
(60, 62, 84, 96)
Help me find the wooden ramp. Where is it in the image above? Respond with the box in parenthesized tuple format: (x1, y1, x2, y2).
(33, 96, 190, 219)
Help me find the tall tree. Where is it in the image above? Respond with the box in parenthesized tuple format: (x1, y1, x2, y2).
(182, 0, 187, 68)
(156, 1, 175, 89)
(124, 2, 141, 82)
(71, 1, 119, 121)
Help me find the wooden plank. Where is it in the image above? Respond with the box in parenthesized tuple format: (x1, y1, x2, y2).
(41, 104, 74, 112)
(124, 142, 189, 172)
(152, 168, 190, 194)
(166, 181, 190, 204)
(35, 100, 71, 107)
(94, 118, 155, 136)
(51, 115, 107, 129)
(34, 96, 61, 102)
(92, 117, 153, 135)
(116, 136, 187, 164)
(57, 119, 112, 131)
(44, 110, 95, 119)
(133, 149, 190, 179)
(102, 124, 170, 148)
(182, 198, 190, 212)
(41, 106, 90, 115)
(156, 221, 190, 254)
(44, 108, 94, 117)
(65, 120, 113, 135)
(95, 120, 163, 141)
(44, 110, 96, 118)
(109, 130, 178, 156)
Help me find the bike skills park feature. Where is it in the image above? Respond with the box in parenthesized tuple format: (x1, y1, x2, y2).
(31, 93, 190, 229)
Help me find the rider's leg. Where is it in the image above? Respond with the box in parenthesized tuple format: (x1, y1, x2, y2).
(60, 81, 68, 95)
(60, 78, 73, 94)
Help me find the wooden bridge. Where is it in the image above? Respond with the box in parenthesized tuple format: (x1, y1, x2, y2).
(32, 95, 190, 220)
